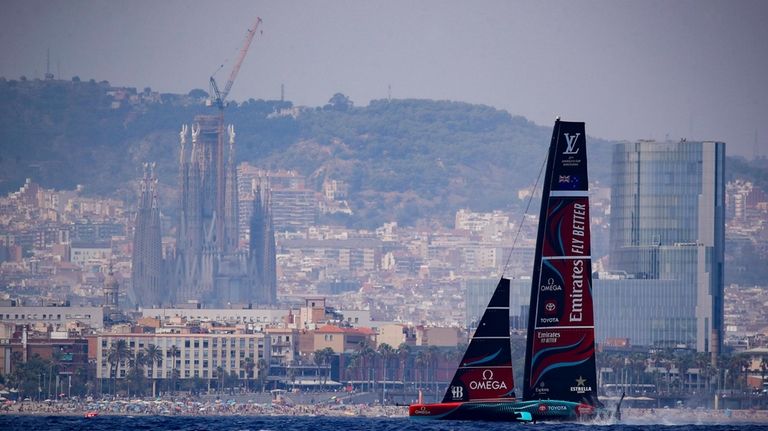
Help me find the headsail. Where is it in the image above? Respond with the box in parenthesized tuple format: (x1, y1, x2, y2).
(522, 120, 599, 404)
(442, 278, 515, 402)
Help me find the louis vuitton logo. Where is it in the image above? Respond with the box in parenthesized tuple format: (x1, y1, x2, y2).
(563, 133, 580, 155)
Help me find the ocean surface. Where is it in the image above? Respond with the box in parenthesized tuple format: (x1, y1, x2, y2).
(0, 415, 766, 431)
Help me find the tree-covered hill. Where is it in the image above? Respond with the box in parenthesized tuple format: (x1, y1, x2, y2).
(6, 78, 762, 228)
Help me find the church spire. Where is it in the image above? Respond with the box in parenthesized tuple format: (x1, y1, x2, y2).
(224, 124, 240, 253)
(131, 162, 164, 307)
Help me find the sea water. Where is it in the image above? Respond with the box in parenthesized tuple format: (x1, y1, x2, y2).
(0, 415, 765, 431)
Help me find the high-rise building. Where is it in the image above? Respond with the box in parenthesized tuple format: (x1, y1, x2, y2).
(594, 140, 725, 358)
(131, 118, 278, 307)
(249, 184, 277, 304)
(238, 165, 317, 232)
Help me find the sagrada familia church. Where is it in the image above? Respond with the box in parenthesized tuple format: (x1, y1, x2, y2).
(130, 114, 277, 307)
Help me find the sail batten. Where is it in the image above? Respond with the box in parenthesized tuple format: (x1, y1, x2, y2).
(522, 120, 599, 405)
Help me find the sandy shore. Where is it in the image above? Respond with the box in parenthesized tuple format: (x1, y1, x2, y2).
(0, 398, 407, 418)
(622, 407, 768, 424)
(3, 400, 768, 423)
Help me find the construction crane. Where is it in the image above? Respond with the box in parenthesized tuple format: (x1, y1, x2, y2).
(209, 16, 263, 110)
(205, 16, 262, 252)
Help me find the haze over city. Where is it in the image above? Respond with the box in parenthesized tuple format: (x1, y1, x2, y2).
(3, 0, 768, 424)
(1, 0, 767, 158)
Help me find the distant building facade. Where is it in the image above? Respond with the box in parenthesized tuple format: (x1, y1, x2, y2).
(0, 304, 104, 329)
(92, 332, 270, 382)
(595, 140, 725, 357)
(238, 165, 317, 233)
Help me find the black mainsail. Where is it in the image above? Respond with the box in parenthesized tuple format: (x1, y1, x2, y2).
(522, 120, 599, 404)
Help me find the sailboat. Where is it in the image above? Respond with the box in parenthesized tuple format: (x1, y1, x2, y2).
(409, 119, 620, 422)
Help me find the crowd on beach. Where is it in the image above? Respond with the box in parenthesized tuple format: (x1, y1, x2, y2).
(0, 396, 407, 417)
(2, 397, 768, 423)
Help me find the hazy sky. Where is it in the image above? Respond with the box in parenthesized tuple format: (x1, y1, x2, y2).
(1, 0, 766, 158)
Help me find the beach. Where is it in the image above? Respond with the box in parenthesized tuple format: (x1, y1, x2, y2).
(3, 396, 768, 424)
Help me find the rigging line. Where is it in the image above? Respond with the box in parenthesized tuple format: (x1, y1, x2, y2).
(500, 149, 548, 278)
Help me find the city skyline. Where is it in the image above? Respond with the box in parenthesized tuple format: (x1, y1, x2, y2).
(1, 0, 767, 158)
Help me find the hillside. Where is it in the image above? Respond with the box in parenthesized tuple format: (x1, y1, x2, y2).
(4, 77, 753, 227)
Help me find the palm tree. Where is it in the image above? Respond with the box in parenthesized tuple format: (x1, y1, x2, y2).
(257, 358, 269, 392)
(126, 350, 147, 397)
(427, 345, 440, 397)
(397, 343, 411, 388)
(216, 366, 225, 394)
(345, 354, 359, 387)
(415, 351, 426, 388)
(694, 352, 711, 394)
(313, 347, 334, 388)
(380, 344, 396, 381)
(348, 351, 362, 383)
(664, 361, 673, 394)
(168, 345, 180, 394)
(144, 344, 163, 398)
(630, 352, 648, 389)
(725, 355, 747, 392)
(226, 371, 238, 395)
(107, 339, 129, 396)
(356, 340, 376, 392)
(287, 364, 297, 391)
(377, 343, 395, 401)
(241, 356, 255, 392)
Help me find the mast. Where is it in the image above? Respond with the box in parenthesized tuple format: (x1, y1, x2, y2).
(522, 120, 599, 404)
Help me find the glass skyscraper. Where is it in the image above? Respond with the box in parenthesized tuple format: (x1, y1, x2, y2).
(594, 140, 725, 357)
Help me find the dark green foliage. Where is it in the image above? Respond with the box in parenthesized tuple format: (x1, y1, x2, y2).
(726, 156, 768, 194)
(3, 79, 764, 228)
